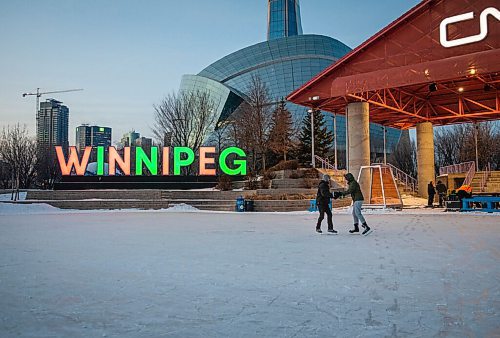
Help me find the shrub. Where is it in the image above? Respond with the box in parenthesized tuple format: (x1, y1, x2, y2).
(245, 175, 259, 190)
(263, 170, 276, 180)
(269, 160, 299, 172)
(217, 175, 232, 191)
(261, 178, 272, 189)
(303, 168, 319, 178)
(303, 178, 319, 189)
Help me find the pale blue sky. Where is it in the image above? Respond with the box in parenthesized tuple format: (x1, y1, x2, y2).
(0, 0, 420, 144)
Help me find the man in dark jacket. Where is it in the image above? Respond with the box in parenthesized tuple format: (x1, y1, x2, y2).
(316, 175, 337, 234)
(340, 173, 371, 235)
(427, 181, 436, 207)
(435, 180, 447, 207)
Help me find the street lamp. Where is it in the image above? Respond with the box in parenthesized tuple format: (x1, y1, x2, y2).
(383, 126, 387, 164)
(308, 96, 321, 168)
(308, 108, 316, 168)
(332, 112, 338, 170)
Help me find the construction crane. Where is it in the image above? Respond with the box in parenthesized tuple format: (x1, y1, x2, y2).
(22, 88, 83, 151)
(22, 88, 83, 116)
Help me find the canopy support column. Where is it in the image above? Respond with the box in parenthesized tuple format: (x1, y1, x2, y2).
(347, 102, 371, 192)
(416, 122, 435, 198)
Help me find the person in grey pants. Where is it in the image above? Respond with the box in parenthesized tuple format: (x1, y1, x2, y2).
(340, 173, 371, 235)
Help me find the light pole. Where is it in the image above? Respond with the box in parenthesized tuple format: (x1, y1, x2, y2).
(309, 108, 315, 168)
(333, 112, 338, 170)
(383, 126, 387, 164)
(474, 122, 479, 169)
(308, 96, 320, 168)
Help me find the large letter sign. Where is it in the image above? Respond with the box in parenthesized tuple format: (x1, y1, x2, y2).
(440, 7, 500, 48)
(55, 146, 247, 176)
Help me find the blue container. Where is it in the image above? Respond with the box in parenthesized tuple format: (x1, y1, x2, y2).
(309, 199, 317, 212)
(309, 199, 332, 212)
(236, 196, 245, 212)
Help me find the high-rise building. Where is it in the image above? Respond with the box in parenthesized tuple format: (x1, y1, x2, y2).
(268, 0, 303, 40)
(135, 136, 152, 149)
(120, 131, 140, 147)
(75, 125, 112, 162)
(37, 99, 69, 152)
(75, 125, 112, 153)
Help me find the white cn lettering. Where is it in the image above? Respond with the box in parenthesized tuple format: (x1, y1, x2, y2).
(440, 7, 500, 48)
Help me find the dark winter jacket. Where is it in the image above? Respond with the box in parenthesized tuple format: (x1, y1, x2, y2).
(342, 173, 364, 201)
(436, 182, 447, 194)
(428, 183, 436, 196)
(316, 180, 333, 207)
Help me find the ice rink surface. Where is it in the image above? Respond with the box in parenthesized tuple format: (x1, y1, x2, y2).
(1, 205, 499, 337)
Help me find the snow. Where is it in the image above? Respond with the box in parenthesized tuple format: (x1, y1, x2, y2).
(0, 192, 27, 201)
(0, 207, 499, 337)
(164, 203, 200, 212)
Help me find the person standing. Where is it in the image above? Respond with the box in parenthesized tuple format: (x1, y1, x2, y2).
(315, 175, 337, 234)
(427, 181, 436, 207)
(340, 173, 371, 235)
(436, 180, 447, 207)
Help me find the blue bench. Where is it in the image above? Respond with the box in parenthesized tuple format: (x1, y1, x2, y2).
(462, 196, 500, 213)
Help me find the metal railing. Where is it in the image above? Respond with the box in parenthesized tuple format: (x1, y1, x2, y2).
(314, 155, 338, 171)
(373, 163, 417, 193)
(463, 162, 476, 186)
(439, 161, 475, 175)
(480, 163, 492, 192)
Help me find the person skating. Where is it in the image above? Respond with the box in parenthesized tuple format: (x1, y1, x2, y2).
(427, 181, 436, 207)
(436, 180, 447, 207)
(340, 173, 371, 235)
(315, 175, 337, 234)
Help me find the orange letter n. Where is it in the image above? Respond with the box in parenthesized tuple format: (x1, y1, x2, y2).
(109, 147, 131, 175)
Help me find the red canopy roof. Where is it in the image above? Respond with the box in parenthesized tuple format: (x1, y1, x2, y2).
(287, 0, 500, 129)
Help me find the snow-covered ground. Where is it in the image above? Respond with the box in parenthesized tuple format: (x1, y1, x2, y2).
(0, 206, 499, 337)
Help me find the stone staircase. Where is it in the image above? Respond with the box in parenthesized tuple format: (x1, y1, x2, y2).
(471, 171, 500, 193)
(270, 178, 308, 189)
(315, 168, 347, 189)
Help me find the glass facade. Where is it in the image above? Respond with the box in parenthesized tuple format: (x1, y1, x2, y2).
(37, 99, 69, 152)
(268, 0, 303, 40)
(178, 2, 402, 157)
(76, 125, 112, 152)
(179, 75, 244, 124)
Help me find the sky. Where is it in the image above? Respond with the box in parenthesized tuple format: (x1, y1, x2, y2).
(0, 0, 420, 145)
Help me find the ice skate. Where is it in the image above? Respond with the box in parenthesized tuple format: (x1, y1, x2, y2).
(349, 223, 360, 234)
(362, 223, 372, 236)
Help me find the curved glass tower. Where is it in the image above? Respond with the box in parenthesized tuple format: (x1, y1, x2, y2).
(179, 1, 401, 159)
(268, 0, 303, 40)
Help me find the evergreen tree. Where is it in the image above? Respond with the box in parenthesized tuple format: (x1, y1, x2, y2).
(297, 109, 334, 165)
(268, 100, 294, 163)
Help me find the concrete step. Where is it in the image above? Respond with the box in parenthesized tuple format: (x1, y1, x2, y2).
(271, 179, 307, 189)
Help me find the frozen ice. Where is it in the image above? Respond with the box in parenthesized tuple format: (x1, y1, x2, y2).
(0, 205, 499, 337)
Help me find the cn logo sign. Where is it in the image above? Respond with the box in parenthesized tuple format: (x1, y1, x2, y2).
(440, 7, 500, 48)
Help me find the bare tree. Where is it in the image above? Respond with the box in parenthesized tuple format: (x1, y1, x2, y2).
(35, 149, 61, 189)
(0, 124, 38, 200)
(233, 75, 273, 173)
(388, 130, 417, 178)
(435, 122, 499, 170)
(153, 90, 219, 173)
